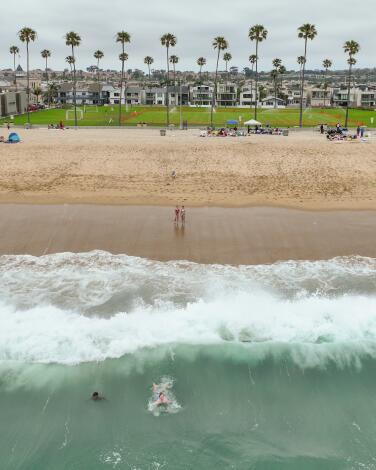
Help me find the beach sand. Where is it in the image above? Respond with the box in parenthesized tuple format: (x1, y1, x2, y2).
(1, 128, 376, 209)
(0, 204, 375, 264)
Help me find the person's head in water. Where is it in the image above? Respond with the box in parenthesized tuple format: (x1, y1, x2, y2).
(92, 392, 103, 401)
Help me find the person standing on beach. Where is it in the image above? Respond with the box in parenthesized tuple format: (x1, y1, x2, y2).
(181, 206, 186, 225)
(174, 206, 180, 223)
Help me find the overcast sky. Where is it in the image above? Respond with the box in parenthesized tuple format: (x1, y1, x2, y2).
(1, 0, 374, 73)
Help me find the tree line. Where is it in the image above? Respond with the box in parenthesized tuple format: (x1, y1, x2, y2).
(10, 26, 360, 128)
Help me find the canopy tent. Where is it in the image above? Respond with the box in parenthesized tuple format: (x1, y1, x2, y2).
(244, 119, 262, 126)
(7, 132, 20, 143)
(226, 119, 238, 125)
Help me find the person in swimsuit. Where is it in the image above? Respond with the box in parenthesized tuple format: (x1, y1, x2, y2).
(174, 206, 180, 223)
(155, 392, 170, 407)
(181, 206, 186, 225)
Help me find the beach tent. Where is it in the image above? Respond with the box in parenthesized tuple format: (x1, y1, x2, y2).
(226, 119, 238, 125)
(7, 132, 20, 143)
(244, 119, 262, 126)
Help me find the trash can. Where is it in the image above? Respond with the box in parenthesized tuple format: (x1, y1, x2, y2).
(283, 129, 289, 136)
(160, 129, 166, 136)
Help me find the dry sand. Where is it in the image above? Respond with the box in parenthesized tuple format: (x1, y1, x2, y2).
(0, 204, 375, 264)
(1, 128, 376, 209)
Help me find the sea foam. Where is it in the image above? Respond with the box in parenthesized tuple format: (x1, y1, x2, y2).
(0, 251, 376, 365)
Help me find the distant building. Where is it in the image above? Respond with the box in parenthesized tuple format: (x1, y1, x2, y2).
(216, 83, 237, 107)
(190, 84, 214, 106)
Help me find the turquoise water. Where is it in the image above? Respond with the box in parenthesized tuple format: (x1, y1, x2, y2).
(1, 252, 376, 469)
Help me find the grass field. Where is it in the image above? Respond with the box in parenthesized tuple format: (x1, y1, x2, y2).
(1, 105, 375, 128)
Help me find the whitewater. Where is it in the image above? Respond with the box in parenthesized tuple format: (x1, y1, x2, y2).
(2, 251, 376, 469)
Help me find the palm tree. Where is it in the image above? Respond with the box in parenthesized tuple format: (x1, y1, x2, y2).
(211, 36, 228, 127)
(33, 86, 42, 105)
(297, 23, 317, 127)
(18, 27, 37, 125)
(223, 52, 232, 73)
(169, 55, 179, 85)
(116, 31, 131, 126)
(197, 57, 206, 83)
(94, 50, 104, 105)
(144, 56, 154, 80)
(161, 33, 177, 127)
(41, 49, 51, 82)
(41, 49, 51, 106)
(65, 31, 81, 128)
(66, 55, 75, 73)
(248, 24, 268, 120)
(249, 54, 257, 110)
(9, 46, 19, 87)
(322, 59, 332, 108)
(343, 40, 360, 127)
(271, 58, 283, 109)
(119, 52, 129, 117)
(223, 52, 232, 108)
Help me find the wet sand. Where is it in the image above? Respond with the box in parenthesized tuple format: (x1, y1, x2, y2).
(0, 205, 375, 264)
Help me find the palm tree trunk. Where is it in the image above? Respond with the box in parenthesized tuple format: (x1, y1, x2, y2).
(274, 78, 277, 109)
(299, 39, 308, 127)
(97, 59, 100, 106)
(166, 46, 170, 127)
(118, 44, 124, 126)
(323, 68, 327, 108)
(26, 41, 30, 124)
(13, 54, 17, 87)
(211, 48, 220, 127)
(345, 63, 352, 128)
(254, 41, 259, 120)
(250, 65, 254, 113)
(199, 65, 202, 84)
(173, 64, 176, 107)
(46, 58, 50, 107)
(71, 45, 78, 128)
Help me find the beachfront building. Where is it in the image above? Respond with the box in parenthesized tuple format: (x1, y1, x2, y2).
(190, 85, 214, 106)
(216, 83, 238, 106)
(308, 87, 332, 107)
(239, 84, 255, 107)
(144, 87, 165, 105)
(260, 96, 286, 108)
(332, 85, 376, 108)
(286, 88, 308, 108)
(167, 86, 190, 106)
(332, 86, 357, 108)
(0, 91, 27, 117)
(57, 83, 110, 105)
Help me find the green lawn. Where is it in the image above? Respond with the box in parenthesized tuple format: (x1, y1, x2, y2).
(1, 105, 375, 128)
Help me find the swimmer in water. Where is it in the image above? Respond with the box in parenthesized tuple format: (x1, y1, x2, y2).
(91, 391, 105, 401)
(155, 391, 170, 407)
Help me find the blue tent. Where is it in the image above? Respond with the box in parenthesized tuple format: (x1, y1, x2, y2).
(8, 132, 20, 143)
(226, 119, 238, 125)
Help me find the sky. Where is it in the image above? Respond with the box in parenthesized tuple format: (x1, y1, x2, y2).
(1, 0, 374, 73)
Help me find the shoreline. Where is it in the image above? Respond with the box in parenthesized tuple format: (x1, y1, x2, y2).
(0, 204, 375, 264)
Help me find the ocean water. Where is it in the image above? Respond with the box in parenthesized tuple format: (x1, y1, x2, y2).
(1, 251, 376, 469)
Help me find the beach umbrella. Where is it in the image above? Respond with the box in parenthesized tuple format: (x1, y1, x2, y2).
(244, 119, 262, 125)
(226, 119, 238, 125)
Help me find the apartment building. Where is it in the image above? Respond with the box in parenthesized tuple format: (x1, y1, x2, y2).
(216, 83, 238, 106)
(190, 84, 214, 106)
